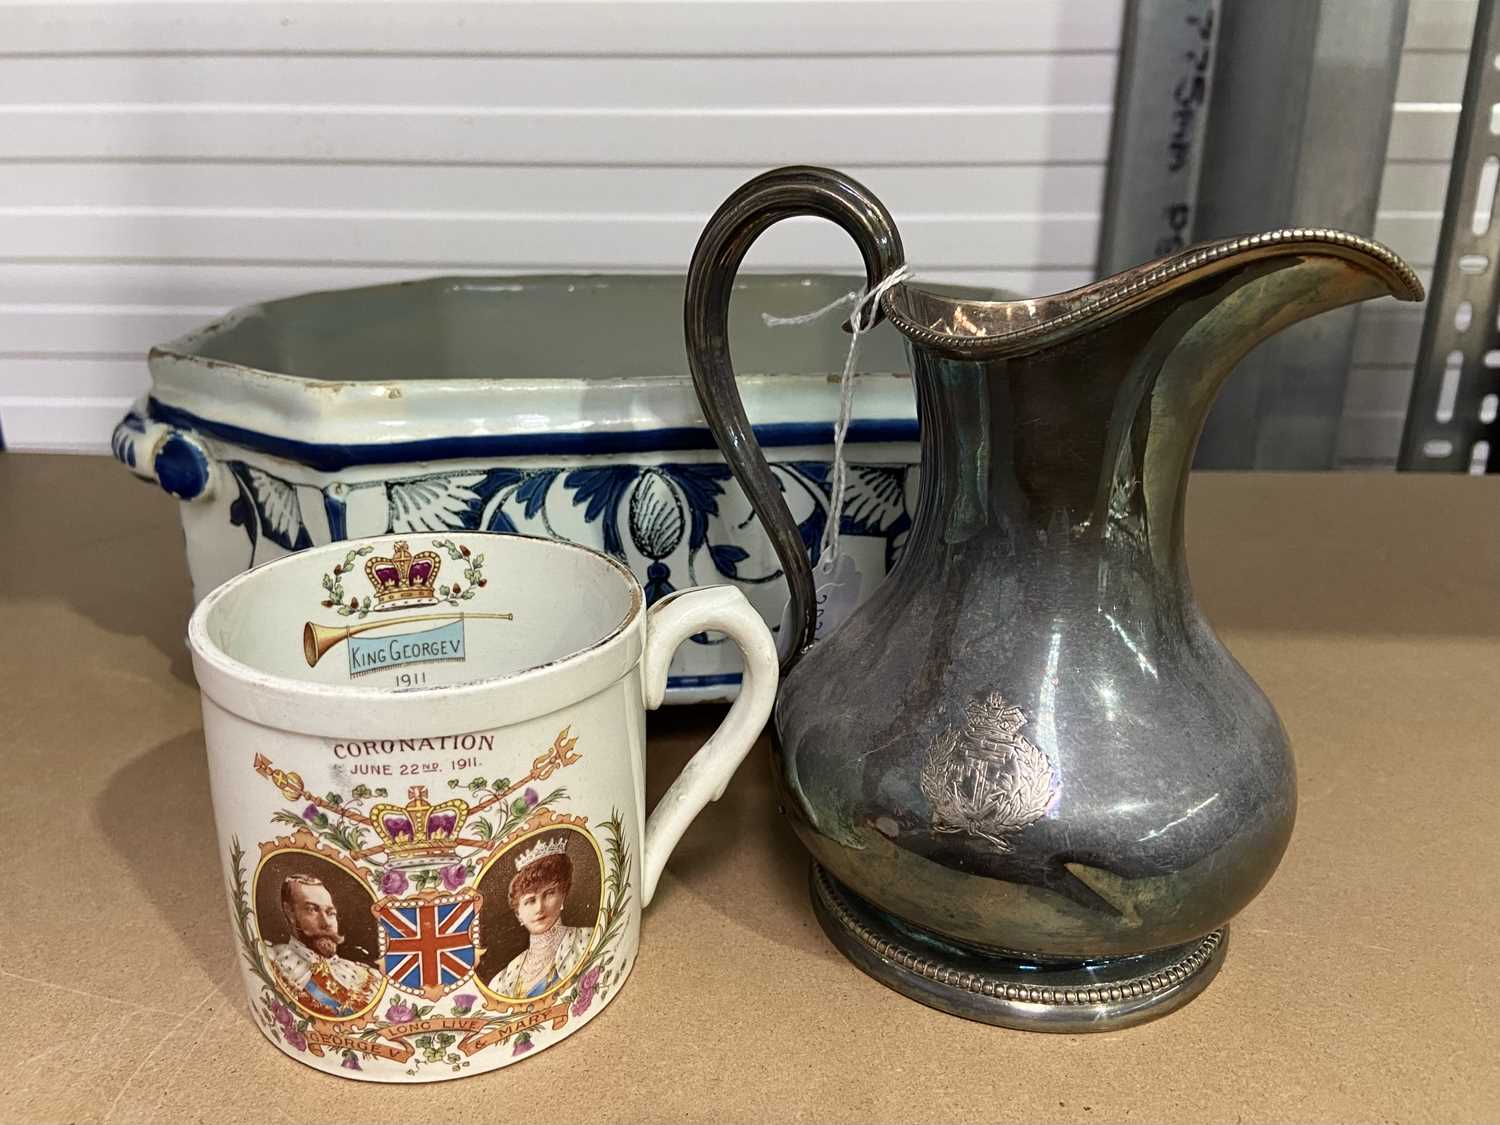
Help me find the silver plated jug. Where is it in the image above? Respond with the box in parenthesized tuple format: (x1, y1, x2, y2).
(684, 166, 1422, 1031)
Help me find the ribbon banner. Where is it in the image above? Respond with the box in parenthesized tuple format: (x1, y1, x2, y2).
(370, 1006, 572, 1058)
(306, 1003, 572, 1064)
(305, 1028, 414, 1064)
(347, 618, 465, 677)
(454, 1003, 571, 1055)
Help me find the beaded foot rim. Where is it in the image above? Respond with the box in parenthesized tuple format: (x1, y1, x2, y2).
(811, 864, 1228, 1031)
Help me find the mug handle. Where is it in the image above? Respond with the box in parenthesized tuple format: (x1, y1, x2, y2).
(638, 584, 779, 906)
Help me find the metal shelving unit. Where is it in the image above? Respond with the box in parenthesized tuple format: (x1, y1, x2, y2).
(1399, 0, 1500, 473)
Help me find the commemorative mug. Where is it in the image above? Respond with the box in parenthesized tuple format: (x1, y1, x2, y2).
(187, 531, 778, 1082)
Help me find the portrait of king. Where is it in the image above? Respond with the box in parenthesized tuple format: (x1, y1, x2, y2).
(266, 872, 382, 1017)
(488, 834, 594, 999)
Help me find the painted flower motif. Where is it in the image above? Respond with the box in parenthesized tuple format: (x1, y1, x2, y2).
(283, 1028, 308, 1052)
(270, 999, 294, 1031)
(571, 965, 603, 1016)
(386, 1002, 415, 1024)
(523, 787, 539, 808)
(512, 1034, 534, 1057)
(440, 863, 467, 891)
(340, 1051, 362, 1071)
(451, 993, 478, 1016)
(380, 868, 409, 895)
(629, 470, 686, 561)
(301, 803, 319, 822)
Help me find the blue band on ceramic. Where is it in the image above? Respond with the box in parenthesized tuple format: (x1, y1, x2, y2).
(146, 397, 919, 472)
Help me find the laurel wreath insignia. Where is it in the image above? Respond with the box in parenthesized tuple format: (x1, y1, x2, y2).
(919, 691, 1059, 851)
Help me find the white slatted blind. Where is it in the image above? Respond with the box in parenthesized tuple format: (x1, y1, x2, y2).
(0, 0, 1123, 453)
(1340, 0, 1477, 469)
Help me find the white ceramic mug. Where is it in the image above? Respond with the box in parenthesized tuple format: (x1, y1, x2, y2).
(187, 532, 777, 1082)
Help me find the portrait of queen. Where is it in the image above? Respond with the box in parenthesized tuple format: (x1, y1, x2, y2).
(486, 833, 596, 999)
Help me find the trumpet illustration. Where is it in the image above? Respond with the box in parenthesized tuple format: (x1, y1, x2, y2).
(302, 612, 514, 667)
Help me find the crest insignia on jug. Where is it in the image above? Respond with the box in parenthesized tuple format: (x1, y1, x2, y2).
(919, 692, 1059, 851)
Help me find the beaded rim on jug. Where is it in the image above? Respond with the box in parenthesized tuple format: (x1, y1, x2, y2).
(880, 228, 1424, 357)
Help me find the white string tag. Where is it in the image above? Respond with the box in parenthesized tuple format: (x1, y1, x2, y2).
(767, 264, 910, 652)
(775, 551, 863, 652)
(811, 551, 862, 640)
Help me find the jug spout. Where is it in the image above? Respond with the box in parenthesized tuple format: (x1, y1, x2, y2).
(882, 230, 1423, 565)
(882, 228, 1423, 365)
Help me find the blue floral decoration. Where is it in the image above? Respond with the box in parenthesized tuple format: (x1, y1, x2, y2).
(218, 459, 915, 629)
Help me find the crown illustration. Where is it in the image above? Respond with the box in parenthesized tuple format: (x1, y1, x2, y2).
(365, 541, 441, 610)
(370, 786, 470, 868)
(514, 835, 569, 872)
(965, 692, 1027, 738)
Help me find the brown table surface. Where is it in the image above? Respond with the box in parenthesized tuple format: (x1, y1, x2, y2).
(3, 453, 1499, 1124)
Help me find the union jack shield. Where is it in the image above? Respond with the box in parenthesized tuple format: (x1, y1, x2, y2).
(374, 890, 481, 1000)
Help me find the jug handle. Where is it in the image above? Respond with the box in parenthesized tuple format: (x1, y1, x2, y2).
(684, 166, 905, 671)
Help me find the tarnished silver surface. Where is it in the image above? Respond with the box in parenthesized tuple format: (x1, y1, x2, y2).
(685, 166, 1422, 1030)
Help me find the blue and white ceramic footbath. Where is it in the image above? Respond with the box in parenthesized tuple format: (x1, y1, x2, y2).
(111, 274, 930, 701)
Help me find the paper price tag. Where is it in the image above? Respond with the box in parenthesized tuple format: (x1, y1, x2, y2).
(776, 552, 864, 654)
(812, 552, 862, 641)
